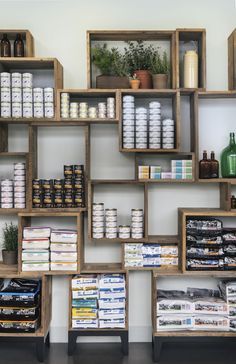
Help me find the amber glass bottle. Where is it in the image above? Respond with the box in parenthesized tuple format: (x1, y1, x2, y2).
(14, 33, 24, 57)
(210, 151, 219, 178)
(199, 150, 211, 179)
(0, 34, 11, 57)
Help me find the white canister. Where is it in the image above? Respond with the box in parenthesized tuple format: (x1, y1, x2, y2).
(1, 88, 11, 102)
(184, 50, 198, 88)
(23, 103, 33, 118)
(12, 103, 22, 118)
(11, 73, 22, 88)
(34, 103, 44, 118)
(14, 163, 25, 170)
(22, 73, 33, 88)
(23, 88, 33, 103)
(45, 102, 54, 118)
(33, 88, 44, 103)
(12, 88, 22, 103)
(1, 102, 11, 118)
(1, 72, 11, 87)
(44, 88, 54, 102)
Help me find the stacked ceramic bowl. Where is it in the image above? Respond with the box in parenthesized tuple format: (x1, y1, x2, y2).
(135, 107, 148, 149)
(105, 209, 117, 238)
(79, 102, 88, 118)
(122, 95, 135, 149)
(88, 106, 97, 119)
(60, 93, 70, 118)
(70, 102, 79, 119)
(92, 203, 104, 239)
(162, 119, 175, 149)
(131, 209, 144, 239)
(98, 102, 106, 119)
(106, 97, 115, 119)
(148, 101, 162, 149)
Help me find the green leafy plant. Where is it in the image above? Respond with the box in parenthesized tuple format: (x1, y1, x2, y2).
(91, 44, 129, 77)
(129, 73, 139, 80)
(150, 51, 170, 75)
(124, 40, 156, 74)
(2, 223, 18, 251)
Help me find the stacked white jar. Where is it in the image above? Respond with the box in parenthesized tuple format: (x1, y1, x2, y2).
(60, 93, 70, 118)
(33, 87, 44, 118)
(131, 209, 144, 239)
(44, 87, 54, 118)
(1, 179, 13, 208)
(70, 102, 79, 119)
(162, 119, 175, 149)
(106, 97, 115, 119)
(79, 102, 88, 118)
(14, 163, 26, 208)
(22, 73, 33, 118)
(88, 106, 97, 119)
(149, 101, 162, 149)
(136, 107, 148, 149)
(105, 209, 117, 238)
(92, 203, 104, 239)
(122, 95, 135, 149)
(98, 102, 106, 119)
(0, 72, 11, 118)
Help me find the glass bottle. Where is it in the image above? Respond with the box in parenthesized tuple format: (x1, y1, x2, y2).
(14, 33, 24, 57)
(199, 150, 211, 179)
(231, 195, 236, 209)
(0, 33, 11, 57)
(210, 151, 219, 178)
(221, 133, 236, 178)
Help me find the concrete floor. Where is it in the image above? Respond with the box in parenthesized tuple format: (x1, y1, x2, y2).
(0, 342, 235, 364)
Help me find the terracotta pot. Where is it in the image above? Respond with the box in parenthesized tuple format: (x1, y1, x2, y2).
(130, 79, 140, 90)
(134, 70, 152, 89)
(152, 74, 168, 89)
(96, 75, 130, 89)
(2, 250, 17, 265)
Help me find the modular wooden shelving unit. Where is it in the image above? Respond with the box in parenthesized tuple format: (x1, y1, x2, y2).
(0, 26, 235, 362)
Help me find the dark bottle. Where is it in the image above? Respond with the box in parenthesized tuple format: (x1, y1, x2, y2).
(199, 150, 211, 179)
(14, 33, 24, 57)
(231, 195, 236, 209)
(210, 151, 219, 178)
(221, 132, 236, 178)
(0, 33, 11, 57)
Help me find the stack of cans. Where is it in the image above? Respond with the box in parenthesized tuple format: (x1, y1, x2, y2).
(131, 209, 144, 239)
(92, 203, 104, 239)
(60, 92, 70, 118)
(105, 209, 117, 238)
(69, 102, 79, 119)
(122, 95, 135, 149)
(79, 102, 88, 118)
(98, 102, 106, 119)
(1, 179, 13, 208)
(106, 97, 115, 119)
(162, 119, 175, 149)
(149, 101, 161, 149)
(136, 107, 148, 149)
(22, 73, 33, 118)
(14, 163, 26, 208)
(118, 225, 131, 239)
(88, 106, 97, 119)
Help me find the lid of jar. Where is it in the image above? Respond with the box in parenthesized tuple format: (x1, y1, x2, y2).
(185, 50, 198, 55)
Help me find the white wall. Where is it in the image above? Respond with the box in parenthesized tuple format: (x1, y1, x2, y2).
(0, 0, 235, 343)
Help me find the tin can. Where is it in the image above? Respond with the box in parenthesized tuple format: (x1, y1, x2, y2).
(15, 203, 26, 209)
(14, 186, 26, 192)
(54, 179, 63, 190)
(45, 102, 54, 118)
(93, 232, 104, 239)
(162, 118, 174, 126)
(74, 181, 83, 189)
(131, 222, 143, 228)
(14, 197, 25, 204)
(1, 179, 13, 186)
(1, 192, 13, 198)
(12, 73, 22, 88)
(12, 88, 22, 103)
(93, 221, 104, 228)
(23, 103, 33, 118)
(105, 232, 117, 239)
(64, 165, 73, 177)
(136, 132, 147, 138)
(136, 143, 147, 149)
(123, 95, 134, 102)
(33, 192, 42, 207)
(0, 72, 10, 87)
(93, 203, 104, 211)
(92, 227, 104, 233)
(14, 192, 26, 198)
(14, 169, 25, 176)
(14, 180, 26, 187)
(105, 221, 117, 228)
(131, 227, 143, 234)
(131, 233, 143, 239)
(105, 227, 117, 233)
(105, 208, 117, 216)
(162, 125, 174, 132)
(149, 143, 161, 149)
(123, 125, 135, 132)
(14, 162, 25, 170)
(32, 179, 42, 190)
(119, 225, 130, 233)
(42, 179, 53, 190)
(131, 216, 144, 223)
(1, 88, 11, 102)
(43, 191, 53, 207)
(22, 72, 33, 88)
(33, 88, 44, 103)
(64, 180, 73, 190)
(92, 210, 104, 217)
(44, 88, 54, 102)
(123, 143, 134, 149)
(1, 186, 13, 192)
(1, 203, 13, 208)
(23, 88, 33, 103)
(13, 175, 25, 181)
(54, 191, 64, 206)
(119, 232, 130, 239)
(92, 216, 104, 222)
(1, 197, 13, 203)
(12, 102, 22, 118)
(123, 137, 134, 144)
(34, 103, 44, 118)
(74, 165, 84, 175)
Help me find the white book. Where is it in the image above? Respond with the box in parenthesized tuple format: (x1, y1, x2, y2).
(99, 309, 125, 320)
(22, 262, 50, 271)
(51, 229, 77, 243)
(22, 238, 50, 250)
(99, 319, 125, 329)
(50, 262, 77, 271)
(22, 250, 49, 262)
(50, 251, 77, 262)
(72, 319, 98, 329)
(72, 276, 98, 289)
(23, 227, 51, 239)
(50, 243, 77, 252)
(99, 298, 126, 310)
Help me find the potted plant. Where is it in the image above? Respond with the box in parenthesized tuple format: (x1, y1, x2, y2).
(150, 50, 170, 89)
(2, 222, 18, 265)
(129, 73, 140, 89)
(91, 44, 130, 89)
(124, 40, 155, 89)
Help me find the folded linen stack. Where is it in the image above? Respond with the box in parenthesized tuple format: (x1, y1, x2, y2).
(50, 229, 78, 271)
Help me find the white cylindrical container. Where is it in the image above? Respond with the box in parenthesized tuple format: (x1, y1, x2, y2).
(1, 72, 11, 87)
(45, 102, 54, 118)
(12, 88, 22, 103)
(1, 88, 11, 102)
(184, 50, 198, 88)
(1, 102, 11, 118)
(34, 103, 44, 118)
(22, 73, 33, 88)
(23, 103, 33, 118)
(12, 103, 22, 118)
(44, 88, 54, 102)
(11, 73, 22, 88)
(23, 88, 33, 103)
(33, 88, 44, 103)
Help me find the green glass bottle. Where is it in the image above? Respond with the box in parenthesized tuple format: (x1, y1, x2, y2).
(221, 133, 236, 178)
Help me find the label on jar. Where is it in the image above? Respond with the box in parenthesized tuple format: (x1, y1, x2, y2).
(131, 209, 143, 217)
(1, 186, 13, 192)
(15, 203, 26, 209)
(14, 175, 25, 181)
(105, 209, 117, 216)
(131, 233, 143, 239)
(105, 227, 117, 233)
(119, 226, 130, 233)
(0, 102, 11, 118)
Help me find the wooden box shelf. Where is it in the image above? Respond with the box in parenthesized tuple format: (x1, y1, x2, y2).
(18, 212, 84, 275)
(176, 29, 206, 90)
(87, 30, 176, 89)
(228, 29, 236, 90)
(0, 30, 34, 58)
(57, 89, 120, 123)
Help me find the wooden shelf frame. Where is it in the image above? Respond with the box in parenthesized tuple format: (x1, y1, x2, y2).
(228, 28, 236, 90)
(0, 29, 34, 58)
(18, 212, 84, 275)
(87, 30, 176, 89)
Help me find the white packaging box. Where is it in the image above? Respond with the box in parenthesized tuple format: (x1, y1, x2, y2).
(193, 315, 229, 331)
(99, 319, 125, 329)
(72, 290, 99, 300)
(50, 243, 77, 252)
(156, 299, 194, 315)
(22, 262, 50, 271)
(22, 238, 50, 250)
(50, 262, 77, 271)
(99, 274, 125, 285)
(98, 309, 125, 320)
(51, 229, 77, 243)
(72, 319, 98, 329)
(160, 257, 178, 266)
(99, 289, 126, 300)
(125, 260, 143, 268)
(72, 276, 98, 289)
(23, 227, 51, 239)
(156, 315, 193, 331)
(50, 251, 77, 262)
(219, 281, 236, 297)
(99, 298, 126, 310)
(193, 299, 229, 316)
(22, 250, 49, 262)
(161, 245, 178, 257)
